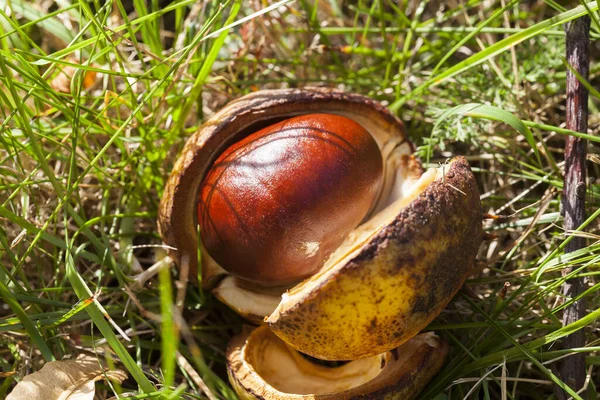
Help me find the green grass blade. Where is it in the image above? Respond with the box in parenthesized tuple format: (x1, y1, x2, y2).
(430, 0, 520, 76)
(64, 251, 156, 394)
(562, 56, 600, 99)
(390, 1, 599, 111)
(0, 0, 75, 45)
(172, 0, 239, 134)
(463, 296, 583, 400)
(159, 263, 178, 391)
(431, 103, 540, 163)
(43, 293, 96, 330)
(0, 278, 54, 361)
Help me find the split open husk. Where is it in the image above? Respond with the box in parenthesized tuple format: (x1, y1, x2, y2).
(158, 87, 482, 363)
(227, 325, 448, 400)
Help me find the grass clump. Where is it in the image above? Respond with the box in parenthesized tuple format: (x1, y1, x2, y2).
(0, 0, 599, 399)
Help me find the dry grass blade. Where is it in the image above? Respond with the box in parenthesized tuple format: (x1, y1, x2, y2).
(176, 351, 218, 400)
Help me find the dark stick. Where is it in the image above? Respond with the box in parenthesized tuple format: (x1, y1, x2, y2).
(556, 15, 590, 400)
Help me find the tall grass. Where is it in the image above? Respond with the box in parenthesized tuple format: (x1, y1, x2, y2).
(0, 1, 598, 398)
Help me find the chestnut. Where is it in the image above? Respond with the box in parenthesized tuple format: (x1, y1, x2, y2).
(197, 113, 383, 286)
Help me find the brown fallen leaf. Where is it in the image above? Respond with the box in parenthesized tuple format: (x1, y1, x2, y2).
(7, 354, 127, 400)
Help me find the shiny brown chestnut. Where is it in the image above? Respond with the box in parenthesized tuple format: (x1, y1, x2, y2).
(197, 113, 383, 286)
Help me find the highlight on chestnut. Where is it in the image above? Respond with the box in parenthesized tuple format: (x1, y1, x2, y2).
(197, 113, 383, 286)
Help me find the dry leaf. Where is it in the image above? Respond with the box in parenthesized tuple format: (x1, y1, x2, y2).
(50, 63, 98, 94)
(7, 354, 127, 400)
(10, 229, 27, 249)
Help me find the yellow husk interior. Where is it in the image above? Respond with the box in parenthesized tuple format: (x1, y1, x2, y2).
(247, 328, 384, 394)
(228, 325, 449, 398)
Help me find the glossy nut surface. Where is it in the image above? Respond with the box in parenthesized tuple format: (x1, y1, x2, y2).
(197, 113, 383, 286)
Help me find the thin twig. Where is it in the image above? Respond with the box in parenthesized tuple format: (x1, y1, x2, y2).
(556, 15, 590, 400)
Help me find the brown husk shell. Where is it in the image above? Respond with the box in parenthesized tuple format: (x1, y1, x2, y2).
(227, 325, 448, 400)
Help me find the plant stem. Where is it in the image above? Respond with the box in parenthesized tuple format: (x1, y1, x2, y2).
(556, 15, 590, 400)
